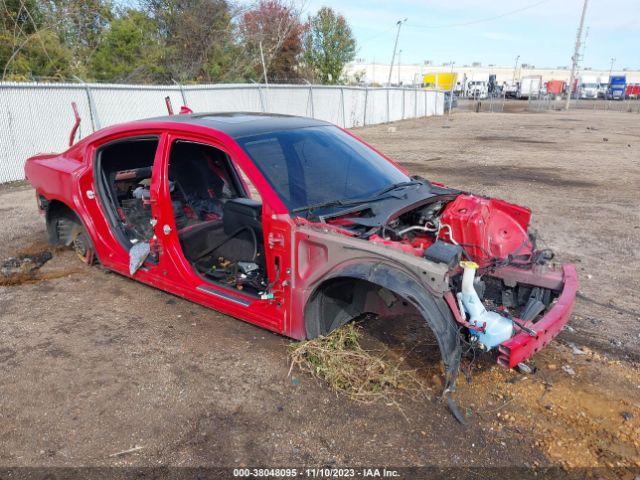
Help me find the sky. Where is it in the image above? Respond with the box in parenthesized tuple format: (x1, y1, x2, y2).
(299, 0, 640, 70)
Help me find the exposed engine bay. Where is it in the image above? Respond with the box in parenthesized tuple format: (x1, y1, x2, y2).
(301, 180, 559, 354)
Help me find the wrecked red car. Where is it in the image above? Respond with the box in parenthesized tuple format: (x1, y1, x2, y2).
(25, 112, 577, 390)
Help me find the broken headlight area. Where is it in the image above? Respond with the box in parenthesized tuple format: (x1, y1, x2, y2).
(314, 191, 575, 367)
(446, 261, 559, 352)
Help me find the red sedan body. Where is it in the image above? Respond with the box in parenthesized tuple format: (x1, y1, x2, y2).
(24, 112, 576, 390)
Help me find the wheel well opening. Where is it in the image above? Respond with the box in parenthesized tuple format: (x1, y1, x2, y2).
(304, 276, 446, 374)
(304, 276, 428, 337)
(44, 200, 97, 264)
(304, 277, 377, 339)
(45, 200, 81, 246)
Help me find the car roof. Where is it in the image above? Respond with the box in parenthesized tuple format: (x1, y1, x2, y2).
(138, 112, 332, 139)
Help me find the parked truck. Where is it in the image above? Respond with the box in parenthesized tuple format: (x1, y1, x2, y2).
(422, 72, 458, 92)
(546, 80, 566, 99)
(607, 75, 626, 100)
(577, 75, 599, 99)
(626, 84, 640, 99)
(518, 75, 542, 99)
(466, 80, 488, 99)
(597, 75, 608, 98)
(504, 82, 519, 98)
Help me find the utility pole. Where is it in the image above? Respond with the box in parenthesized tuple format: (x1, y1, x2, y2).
(387, 18, 407, 86)
(565, 0, 589, 110)
(608, 57, 616, 77)
(582, 26, 590, 60)
(512, 54, 520, 85)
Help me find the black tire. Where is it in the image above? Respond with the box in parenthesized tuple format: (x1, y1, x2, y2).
(71, 227, 96, 265)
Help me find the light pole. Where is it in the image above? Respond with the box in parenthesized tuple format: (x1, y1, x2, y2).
(512, 54, 520, 85)
(398, 50, 402, 85)
(608, 57, 616, 77)
(387, 18, 407, 86)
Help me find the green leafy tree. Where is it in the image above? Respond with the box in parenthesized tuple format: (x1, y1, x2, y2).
(89, 10, 163, 82)
(42, 0, 113, 75)
(302, 7, 356, 84)
(1, 0, 44, 34)
(144, 0, 239, 82)
(1, 0, 72, 80)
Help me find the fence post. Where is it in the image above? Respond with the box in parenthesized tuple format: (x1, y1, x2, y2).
(250, 80, 266, 112)
(386, 88, 390, 123)
(259, 84, 266, 112)
(424, 90, 427, 116)
(414, 88, 418, 118)
(173, 79, 188, 106)
(363, 87, 368, 126)
(401, 88, 405, 120)
(74, 76, 100, 131)
(340, 87, 346, 127)
(305, 81, 315, 118)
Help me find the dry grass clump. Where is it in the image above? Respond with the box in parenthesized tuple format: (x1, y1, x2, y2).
(288, 322, 430, 404)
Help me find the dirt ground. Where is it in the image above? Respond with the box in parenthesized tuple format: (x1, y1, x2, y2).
(0, 109, 639, 474)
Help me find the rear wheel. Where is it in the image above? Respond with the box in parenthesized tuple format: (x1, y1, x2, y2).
(72, 228, 95, 265)
(45, 201, 97, 265)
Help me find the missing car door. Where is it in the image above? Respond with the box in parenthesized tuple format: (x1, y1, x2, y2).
(94, 136, 160, 271)
(166, 139, 268, 297)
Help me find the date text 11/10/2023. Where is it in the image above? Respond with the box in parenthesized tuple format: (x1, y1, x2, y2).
(232, 467, 400, 477)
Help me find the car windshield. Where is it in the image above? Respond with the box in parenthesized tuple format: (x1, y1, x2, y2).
(236, 126, 410, 212)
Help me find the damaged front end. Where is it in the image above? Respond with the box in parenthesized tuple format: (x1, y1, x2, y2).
(298, 179, 577, 381)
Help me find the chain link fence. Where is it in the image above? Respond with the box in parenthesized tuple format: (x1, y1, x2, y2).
(527, 96, 640, 113)
(0, 82, 444, 184)
(456, 93, 510, 113)
(454, 94, 640, 114)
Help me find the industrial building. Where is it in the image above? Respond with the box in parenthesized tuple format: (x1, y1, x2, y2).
(345, 61, 640, 87)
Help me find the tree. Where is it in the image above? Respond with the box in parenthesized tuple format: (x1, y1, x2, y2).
(302, 7, 355, 84)
(1, 0, 44, 34)
(143, 0, 239, 82)
(42, 0, 113, 74)
(89, 10, 163, 83)
(239, 0, 304, 82)
(1, 0, 73, 80)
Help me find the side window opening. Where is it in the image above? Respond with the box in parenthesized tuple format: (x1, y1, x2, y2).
(168, 141, 239, 228)
(168, 140, 267, 297)
(96, 137, 159, 246)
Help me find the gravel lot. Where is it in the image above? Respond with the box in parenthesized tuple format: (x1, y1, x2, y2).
(1, 109, 638, 472)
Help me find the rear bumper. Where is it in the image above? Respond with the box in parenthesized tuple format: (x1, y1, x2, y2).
(497, 264, 578, 368)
